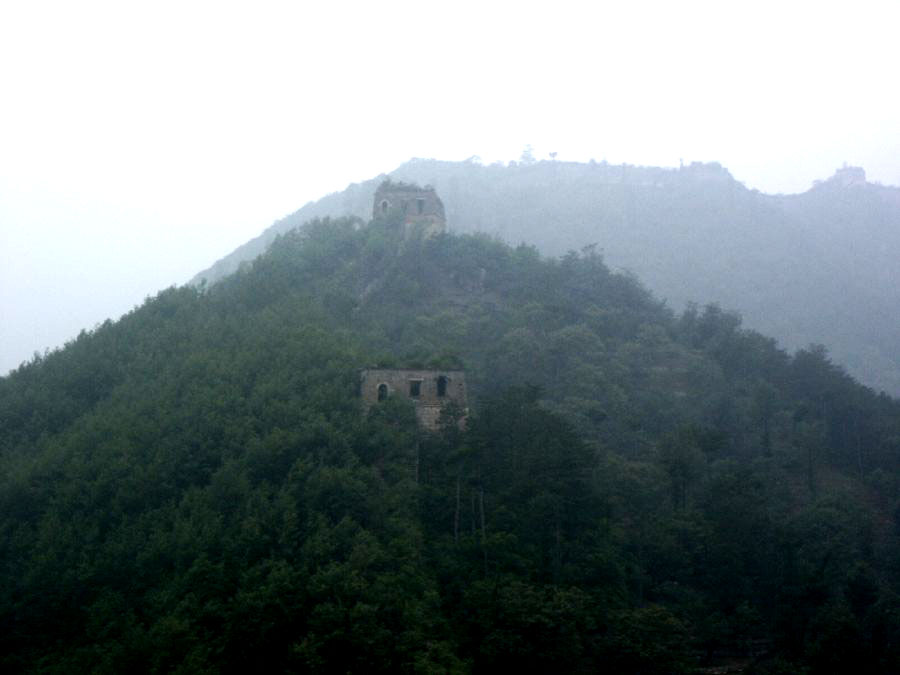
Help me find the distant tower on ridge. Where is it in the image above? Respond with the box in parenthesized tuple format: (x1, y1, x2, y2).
(373, 179, 446, 237)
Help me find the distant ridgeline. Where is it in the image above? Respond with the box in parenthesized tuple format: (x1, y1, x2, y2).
(192, 158, 900, 396)
(191, 161, 737, 285)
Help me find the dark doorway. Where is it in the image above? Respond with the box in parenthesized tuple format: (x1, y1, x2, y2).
(377, 383, 388, 401)
(436, 375, 448, 397)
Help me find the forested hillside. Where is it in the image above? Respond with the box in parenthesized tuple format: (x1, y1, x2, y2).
(4, 214, 900, 673)
(193, 159, 900, 396)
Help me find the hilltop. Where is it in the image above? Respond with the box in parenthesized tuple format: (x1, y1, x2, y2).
(3, 212, 900, 672)
(193, 158, 900, 396)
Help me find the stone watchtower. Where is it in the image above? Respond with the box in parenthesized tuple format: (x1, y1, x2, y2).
(360, 368, 467, 430)
(373, 179, 446, 237)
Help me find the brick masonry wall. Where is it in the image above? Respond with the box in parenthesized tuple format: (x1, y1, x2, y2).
(373, 185, 446, 225)
(360, 369, 467, 430)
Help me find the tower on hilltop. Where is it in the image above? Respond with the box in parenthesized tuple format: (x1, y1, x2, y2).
(373, 179, 446, 237)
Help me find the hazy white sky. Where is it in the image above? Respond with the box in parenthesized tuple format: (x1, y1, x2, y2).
(2, 0, 898, 374)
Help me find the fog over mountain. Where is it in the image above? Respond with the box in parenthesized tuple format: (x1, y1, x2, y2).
(5, 2, 900, 670)
(192, 158, 900, 396)
(4, 2, 899, 380)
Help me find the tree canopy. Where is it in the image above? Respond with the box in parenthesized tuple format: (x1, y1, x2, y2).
(2, 214, 900, 672)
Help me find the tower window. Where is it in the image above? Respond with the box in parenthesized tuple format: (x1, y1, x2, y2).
(381, 200, 389, 214)
(416, 198, 425, 215)
(377, 383, 388, 401)
(409, 380, 422, 397)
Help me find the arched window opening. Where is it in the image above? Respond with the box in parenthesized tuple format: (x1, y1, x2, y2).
(380, 199, 389, 214)
(436, 375, 448, 397)
(377, 383, 388, 401)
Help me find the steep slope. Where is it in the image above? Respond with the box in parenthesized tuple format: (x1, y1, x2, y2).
(3, 217, 900, 672)
(194, 159, 900, 395)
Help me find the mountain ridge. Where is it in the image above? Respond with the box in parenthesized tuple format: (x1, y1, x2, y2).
(193, 158, 900, 396)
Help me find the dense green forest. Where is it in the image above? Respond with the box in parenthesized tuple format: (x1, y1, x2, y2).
(4, 212, 900, 673)
(193, 159, 900, 396)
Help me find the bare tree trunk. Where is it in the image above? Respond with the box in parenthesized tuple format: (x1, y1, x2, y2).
(636, 534, 644, 605)
(807, 442, 816, 497)
(454, 474, 460, 544)
(855, 414, 864, 477)
(554, 517, 562, 583)
(479, 486, 487, 576)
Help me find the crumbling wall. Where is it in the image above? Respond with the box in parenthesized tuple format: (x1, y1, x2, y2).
(360, 368, 467, 430)
(373, 180, 446, 236)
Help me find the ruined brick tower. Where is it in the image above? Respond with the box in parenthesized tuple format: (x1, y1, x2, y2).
(360, 368, 467, 430)
(373, 180, 446, 237)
